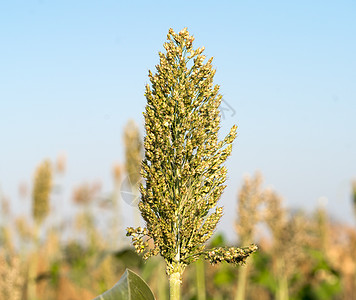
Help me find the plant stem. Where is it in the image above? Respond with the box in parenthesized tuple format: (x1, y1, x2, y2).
(196, 259, 206, 300)
(169, 271, 181, 300)
(235, 264, 248, 300)
(158, 260, 168, 300)
(277, 274, 289, 300)
(276, 259, 289, 300)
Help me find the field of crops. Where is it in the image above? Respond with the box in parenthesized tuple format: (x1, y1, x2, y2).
(1, 146, 355, 299)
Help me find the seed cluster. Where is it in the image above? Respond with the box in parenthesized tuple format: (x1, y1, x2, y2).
(126, 28, 257, 275)
(235, 173, 265, 245)
(205, 245, 258, 265)
(32, 160, 52, 225)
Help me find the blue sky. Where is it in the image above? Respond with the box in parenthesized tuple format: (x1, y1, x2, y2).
(0, 1, 355, 241)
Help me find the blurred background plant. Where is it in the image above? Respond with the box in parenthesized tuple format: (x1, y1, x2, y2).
(234, 173, 265, 300)
(352, 180, 356, 219)
(123, 119, 143, 228)
(32, 160, 52, 228)
(0, 139, 355, 299)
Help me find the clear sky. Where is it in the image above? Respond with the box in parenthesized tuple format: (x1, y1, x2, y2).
(1, 1, 355, 241)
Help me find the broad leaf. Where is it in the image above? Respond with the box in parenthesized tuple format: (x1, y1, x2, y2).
(93, 268, 155, 300)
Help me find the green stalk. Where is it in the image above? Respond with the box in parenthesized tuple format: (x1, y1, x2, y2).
(169, 271, 181, 300)
(276, 259, 289, 300)
(235, 265, 248, 300)
(196, 259, 206, 300)
(277, 274, 289, 300)
(158, 260, 168, 300)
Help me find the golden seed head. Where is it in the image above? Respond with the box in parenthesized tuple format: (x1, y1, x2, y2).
(32, 160, 52, 225)
(126, 28, 256, 272)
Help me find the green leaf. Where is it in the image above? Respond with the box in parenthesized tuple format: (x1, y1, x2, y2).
(93, 268, 155, 300)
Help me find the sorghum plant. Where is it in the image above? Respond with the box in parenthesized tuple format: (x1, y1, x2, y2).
(235, 173, 265, 246)
(314, 199, 329, 253)
(352, 180, 356, 219)
(72, 182, 103, 251)
(111, 163, 123, 249)
(30, 159, 52, 300)
(264, 190, 311, 300)
(124, 119, 143, 187)
(127, 28, 257, 299)
(0, 251, 24, 300)
(32, 160, 52, 226)
(235, 173, 265, 300)
(124, 119, 144, 227)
